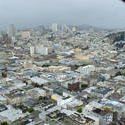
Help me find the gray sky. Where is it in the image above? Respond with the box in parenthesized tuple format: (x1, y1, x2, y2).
(0, 0, 125, 29)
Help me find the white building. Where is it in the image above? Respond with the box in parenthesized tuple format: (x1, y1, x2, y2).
(35, 44, 52, 55)
(7, 24, 16, 37)
(62, 24, 68, 32)
(57, 97, 83, 108)
(76, 65, 95, 75)
(0, 105, 26, 123)
(0, 95, 6, 104)
(30, 46, 35, 56)
(27, 88, 46, 98)
(20, 30, 31, 39)
(31, 76, 48, 85)
(51, 23, 58, 32)
(72, 26, 78, 32)
(56, 74, 68, 82)
(38, 25, 45, 35)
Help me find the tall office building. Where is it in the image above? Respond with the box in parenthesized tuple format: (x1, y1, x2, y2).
(7, 24, 16, 37)
(38, 25, 45, 35)
(30, 46, 35, 56)
(62, 24, 68, 33)
(51, 23, 58, 32)
(0, 30, 9, 42)
(89, 27, 94, 33)
(72, 26, 78, 32)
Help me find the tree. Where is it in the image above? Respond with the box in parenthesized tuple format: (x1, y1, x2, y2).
(42, 64, 50, 67)
(1, 122, 9, 125)
(81, 84, 88, 89)
(39, 96, 43, 100)
(77, 107, 82, 113)
(101, 76, 105, 82)
(115, 71, 122, 76)
(2, 72, 7, 78)
(74, 65, 79, 69)
(18, 104, 24, 110)
(27, 107, 34, 113)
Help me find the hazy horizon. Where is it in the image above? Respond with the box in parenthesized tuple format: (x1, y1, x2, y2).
(0, 0, 125, 29)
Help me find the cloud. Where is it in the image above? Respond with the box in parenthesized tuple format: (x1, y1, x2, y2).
(0, 0, 125, 29)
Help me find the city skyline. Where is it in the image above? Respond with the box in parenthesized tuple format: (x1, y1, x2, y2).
(0, 1, 125, 124)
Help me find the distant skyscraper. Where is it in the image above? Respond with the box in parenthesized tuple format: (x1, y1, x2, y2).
(72, 26, 78, 32)
(0, 30, 9, 42)
(51, 23, 58, 32)
(62, 24, 68, 33)
(89, 27, 94, 33)
(30, 45, 35, 56)
(38, 25, 45, 35)
(7, 24, 16, 37)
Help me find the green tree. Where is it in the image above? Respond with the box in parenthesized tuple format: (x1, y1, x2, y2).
(81, 84, 88, 89)
(101, 76, 106, 82)
(77, 107, 82, 113)
(115, 71, 122, 76)
(1, 122, 9, 125)
(74, 65, 79, 69)
(42, 64, 50, 67)
(27, 107, 34, 113)
(39, 96, 43, 100)
(18, 104, 24, 110)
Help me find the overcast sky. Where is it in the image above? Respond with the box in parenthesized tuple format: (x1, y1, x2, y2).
(0, 0, 125, 29)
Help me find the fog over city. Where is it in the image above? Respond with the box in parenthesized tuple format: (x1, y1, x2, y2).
(1, 0, 125, 125)
(0, 0, 125, 29)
